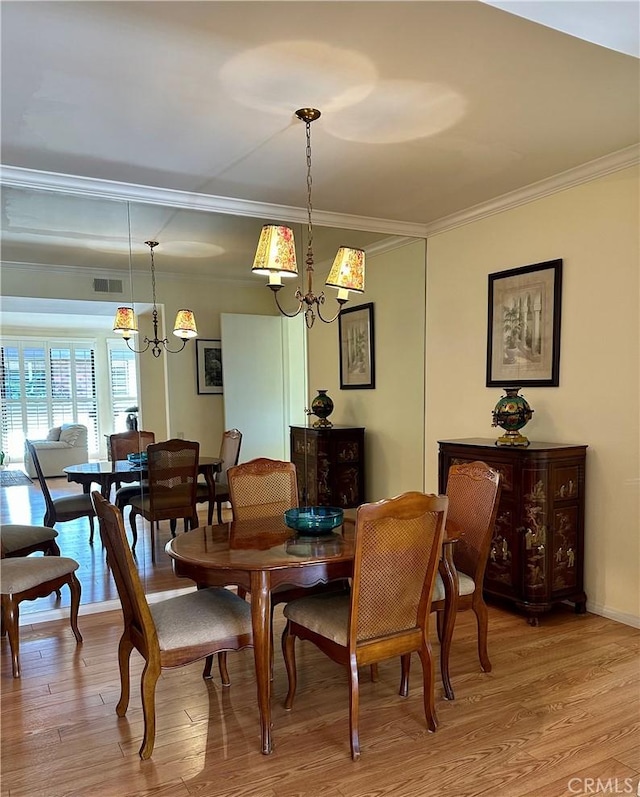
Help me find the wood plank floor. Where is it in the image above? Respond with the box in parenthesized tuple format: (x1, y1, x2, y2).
(2, 601, 639, 797)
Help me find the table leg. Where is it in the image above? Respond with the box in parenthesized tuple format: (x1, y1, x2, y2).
(250, 570, 273, 754)
(438, 552, 458, 701)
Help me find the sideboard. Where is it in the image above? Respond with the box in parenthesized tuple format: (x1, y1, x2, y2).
(290, 425, 365, 509)
(438, 438, 588, 624)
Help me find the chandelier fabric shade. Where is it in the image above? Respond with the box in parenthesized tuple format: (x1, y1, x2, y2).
(251, 108, 365, 328)
(325, 247, 365, 300)
(251, 225, 298, 286)
(112, 239, 198, 357)
(113, 306, 139, 337)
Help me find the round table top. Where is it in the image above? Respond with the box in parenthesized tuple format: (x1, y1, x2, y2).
(166, 516, 355, 572)
(63, 456, 222, 475)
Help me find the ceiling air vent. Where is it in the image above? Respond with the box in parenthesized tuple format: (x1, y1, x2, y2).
(93, 278, 123, 294)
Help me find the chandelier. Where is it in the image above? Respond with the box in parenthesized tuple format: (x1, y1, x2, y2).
(113, 240, 198, 357)
(251, 108, 365, 328)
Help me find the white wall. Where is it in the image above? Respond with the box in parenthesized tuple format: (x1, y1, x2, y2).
(426, 166, 639, 625)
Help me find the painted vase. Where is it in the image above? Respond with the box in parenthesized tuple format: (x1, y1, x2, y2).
(491, 387, 534, 447)
(311, 390, 334, 429)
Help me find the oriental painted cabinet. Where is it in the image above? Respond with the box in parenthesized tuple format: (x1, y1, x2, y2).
(438, 438, 587, 624)
(290, 425, 365, 509)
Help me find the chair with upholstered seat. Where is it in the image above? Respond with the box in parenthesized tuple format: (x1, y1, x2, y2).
(25, 440, 96, 543)
(1, 551, 82, 677)
(432, 461, 501, 673)
(127, 439, 200, 563)
(91, 492, 253, 759)
(1, 524, 60, 558)
(109, 430, 155, 510)
(195, 428, 242, 524)
(282, 491, 448, 759)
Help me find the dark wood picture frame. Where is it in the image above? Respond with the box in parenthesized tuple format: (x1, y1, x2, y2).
(486, 259, 562, 387)
(196, 339, 223, 394)
(339, 302, 375, 390)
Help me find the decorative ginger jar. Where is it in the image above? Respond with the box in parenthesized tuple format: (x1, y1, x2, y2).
(310, 390, 334, 428)
(491, 387, 534, 447)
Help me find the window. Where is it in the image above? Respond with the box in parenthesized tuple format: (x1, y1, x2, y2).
(108, 341, 138, 433)
(0, 338, 98, 459)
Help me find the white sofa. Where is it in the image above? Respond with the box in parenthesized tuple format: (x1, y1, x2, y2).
(24, 424, 89, 478)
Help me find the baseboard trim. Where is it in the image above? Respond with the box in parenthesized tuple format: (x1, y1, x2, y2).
(587, 602, 640, 629)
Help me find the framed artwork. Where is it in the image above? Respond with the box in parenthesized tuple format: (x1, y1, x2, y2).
(486, 259, 562, 387)
(338, 302, 375, 389)
(196, 339, 223, 394)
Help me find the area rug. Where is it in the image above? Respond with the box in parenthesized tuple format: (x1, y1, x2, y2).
(0, 469, 33, 488)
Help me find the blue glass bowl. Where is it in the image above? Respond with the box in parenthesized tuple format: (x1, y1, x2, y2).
(284, 506, 344, 536)
(127, 452, 148, 466)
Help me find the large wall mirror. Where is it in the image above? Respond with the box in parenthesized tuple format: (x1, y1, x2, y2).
(0, 182, 398, 616)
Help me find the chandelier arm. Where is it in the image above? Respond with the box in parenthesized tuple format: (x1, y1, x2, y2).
(316, 298, 348, 325)
(157, 337, 188, 355)
(270, 286, 304, 319)
(124, 337, 151, 355)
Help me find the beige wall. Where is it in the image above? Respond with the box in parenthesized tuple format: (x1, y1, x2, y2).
(307, 238, 427, 502)
(426, 166, 639, 624)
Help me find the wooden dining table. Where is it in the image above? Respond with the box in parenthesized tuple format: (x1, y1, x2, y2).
(166, 516, 458, 755)
(63, 456, 223, 501)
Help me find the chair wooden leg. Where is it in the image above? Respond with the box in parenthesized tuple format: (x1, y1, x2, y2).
(116, 634, 134, 717)
(216, 500, 223, 525)
(473, 597, 492, 672)
(217, 652, 230, 685)
(67, 573, 83, 644)
(207, 502, 214, 525)
(169, 519, 177, 538)
(417, 641, 438, 732)
(88, 515, 95, 545)
(2, 595, 21, 678)
(139, 659, 161, 760)
(282, 622, 297, 710)
(370, 663, 379, 681)
(129, 511, 139, 553)
(437, 607, 456, 701)
(348, 652, 361, 760)
(399, 652, 411, 697)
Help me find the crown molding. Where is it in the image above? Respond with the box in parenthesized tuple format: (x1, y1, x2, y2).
(0, 165, 428, 239)
(423, 144, 640, 236)
(2, 144, 637, 243)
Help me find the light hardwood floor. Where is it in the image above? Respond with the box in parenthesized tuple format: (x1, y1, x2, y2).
(2, 595, 639, 795)
(2, 471, 639, 796)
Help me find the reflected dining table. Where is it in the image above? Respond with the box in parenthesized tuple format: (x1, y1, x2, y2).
(166, 515, 458, 755)
(63, 457, 223, 502)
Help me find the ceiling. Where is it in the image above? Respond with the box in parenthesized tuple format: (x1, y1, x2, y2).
(1, 1, 638, 305)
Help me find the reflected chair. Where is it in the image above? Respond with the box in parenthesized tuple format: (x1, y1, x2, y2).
(127, 439, 200, 563)
(1, 524, 60, 558)
(91, 492, 253, 759)
(282, 491, 448, 759)
(1, 547, 82, 677)
(195, 428, 242, 524)
(25, 440, 96, 543)
(110, 430, 155, 511)
(432, 461, 501, 675)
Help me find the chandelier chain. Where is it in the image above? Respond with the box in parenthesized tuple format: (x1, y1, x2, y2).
(305, 118, 314, 269)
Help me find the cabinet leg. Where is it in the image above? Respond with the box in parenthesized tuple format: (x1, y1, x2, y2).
(574, 599, 587, 614)
(527, 615, 539, 627)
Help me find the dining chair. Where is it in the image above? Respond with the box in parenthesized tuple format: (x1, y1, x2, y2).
(195, 428, 242, 524)
(25, 440, 96, 543)
(432, 461, 502, 672)
(1, 546, 82, 677)
(127, 438, 200, 563)
(110, 430, 155, 514)
(91, 492, 253, 759)
(282, 491, 448, 760)
(1, 524, 60, 558)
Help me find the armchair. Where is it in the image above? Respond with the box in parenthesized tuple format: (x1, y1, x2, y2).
(24, 424, 89, 478)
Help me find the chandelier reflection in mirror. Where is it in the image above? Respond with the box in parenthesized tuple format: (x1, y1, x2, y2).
(251, 108, 365, 329)
(113, 240, 198, 357)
